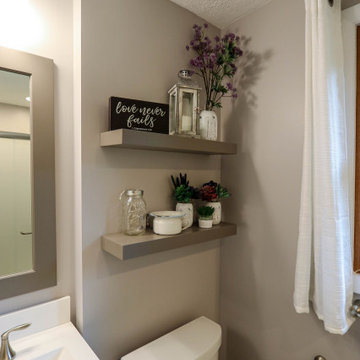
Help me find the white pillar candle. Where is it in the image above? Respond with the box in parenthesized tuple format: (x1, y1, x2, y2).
(182, 115, 192, 132)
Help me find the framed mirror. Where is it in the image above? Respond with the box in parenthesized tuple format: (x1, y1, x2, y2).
(0, 46, 56, 299)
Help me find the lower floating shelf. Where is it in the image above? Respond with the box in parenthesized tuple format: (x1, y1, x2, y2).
(102, 222, 237, 260)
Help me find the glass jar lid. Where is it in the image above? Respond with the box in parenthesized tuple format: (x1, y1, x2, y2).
(126, 189, 143, 196)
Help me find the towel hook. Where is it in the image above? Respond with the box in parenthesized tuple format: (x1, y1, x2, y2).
(314, 356, 327, 360)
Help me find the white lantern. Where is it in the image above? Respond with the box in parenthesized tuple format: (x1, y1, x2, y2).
(168, 70, 201, 137)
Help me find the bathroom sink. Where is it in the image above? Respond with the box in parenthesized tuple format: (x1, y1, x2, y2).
(26, 348, 74, 360)
(12, 323, 98, 360)
(0, 297, 99, 360)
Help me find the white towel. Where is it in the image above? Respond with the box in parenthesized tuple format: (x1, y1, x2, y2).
(294, 0, 354, 334)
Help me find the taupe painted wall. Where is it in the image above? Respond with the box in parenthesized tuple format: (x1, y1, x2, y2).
(80, 1, 221, 359)
(220, 0, 360, 359)
(0, 0, 75, 317)
(343, 0, 360, 9)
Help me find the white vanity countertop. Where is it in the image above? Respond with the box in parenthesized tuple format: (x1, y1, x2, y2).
(13, 322, 99, 360)
(0, 296, 99, 360)
(0, 296, 71, 340)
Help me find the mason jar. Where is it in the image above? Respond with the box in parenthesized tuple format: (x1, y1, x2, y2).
(120, 189, 146, 236)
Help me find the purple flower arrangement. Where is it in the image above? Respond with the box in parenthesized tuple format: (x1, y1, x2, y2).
(186, 24, 243, 110)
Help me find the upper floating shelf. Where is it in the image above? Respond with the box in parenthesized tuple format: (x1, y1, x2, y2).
(100, 129, 237, 155)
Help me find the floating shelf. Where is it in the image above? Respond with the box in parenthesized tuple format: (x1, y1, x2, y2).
(102, 222, 237, 260)
(100, 129, 237, 155)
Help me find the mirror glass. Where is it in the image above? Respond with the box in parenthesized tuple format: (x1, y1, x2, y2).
(0, 69, 32, 278)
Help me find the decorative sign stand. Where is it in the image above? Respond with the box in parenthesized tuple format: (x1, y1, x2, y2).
(109, 96, 169, 134)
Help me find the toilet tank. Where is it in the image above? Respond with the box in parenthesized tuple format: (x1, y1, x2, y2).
(121, 316, 221, 360)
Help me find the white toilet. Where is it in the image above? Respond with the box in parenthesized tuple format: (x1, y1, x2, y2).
(121, 316, 221, 360)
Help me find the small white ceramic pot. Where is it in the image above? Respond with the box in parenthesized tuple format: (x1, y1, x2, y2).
(151, 211, 184, 235)
(205, 201, 221, 225)
(176, 202, 193, 230)
(199, 110, 218, 141)
(199, 218, 213, 229)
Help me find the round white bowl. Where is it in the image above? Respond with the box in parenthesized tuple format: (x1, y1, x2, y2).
(150, 211, 184, 235)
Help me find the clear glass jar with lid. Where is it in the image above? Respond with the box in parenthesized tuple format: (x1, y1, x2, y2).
(120, 189, 147, 236)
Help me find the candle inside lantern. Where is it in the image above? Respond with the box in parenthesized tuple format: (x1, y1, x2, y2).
(181, 93, 192, 132)
(182, 115, 192, 131)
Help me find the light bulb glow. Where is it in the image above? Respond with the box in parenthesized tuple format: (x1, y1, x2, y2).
(0, 0, 44, 49)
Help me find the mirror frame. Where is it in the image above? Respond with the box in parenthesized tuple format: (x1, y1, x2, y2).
(0, 46, 56, 299)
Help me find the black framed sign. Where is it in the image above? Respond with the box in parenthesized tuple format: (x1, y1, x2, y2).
(109, 96, 169, 134)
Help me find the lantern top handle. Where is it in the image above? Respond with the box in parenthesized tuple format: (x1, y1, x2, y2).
(179, 70, 193, 79)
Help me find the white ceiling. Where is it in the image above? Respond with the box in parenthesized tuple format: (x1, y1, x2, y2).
(0, 69, 30, 108)
(169, 0, 272, 29)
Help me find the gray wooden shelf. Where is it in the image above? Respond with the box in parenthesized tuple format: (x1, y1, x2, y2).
(102, 222, 237, 260)
(100, 129, 237, 155)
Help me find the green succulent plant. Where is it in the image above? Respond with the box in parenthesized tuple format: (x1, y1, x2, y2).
(171, 173, 189, 190)
(171, 173, 200, 201)
(216, 184, 230, 199)
(197, 206, 215, 219)
(174, 184, 193, 203)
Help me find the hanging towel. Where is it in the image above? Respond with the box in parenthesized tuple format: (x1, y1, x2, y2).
(294, 0, 354, 334)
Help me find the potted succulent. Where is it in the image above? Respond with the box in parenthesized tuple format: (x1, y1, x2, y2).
(197, 206, 215, 229)
(186, 24, 243, 140)
(200, 181, 230, 225)
(171, 173, 196, 229)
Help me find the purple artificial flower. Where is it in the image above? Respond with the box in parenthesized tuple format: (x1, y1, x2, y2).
(204, 36, 211, 45)
(194, 30, 202, 40)
(190, 58, 198, 68)
(235, 47, 243, 56)
(190, 56, 204, 69)
(197, 56, 204, 67)
(206, 53, 216, 69)
(186, 24, 242, 110)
